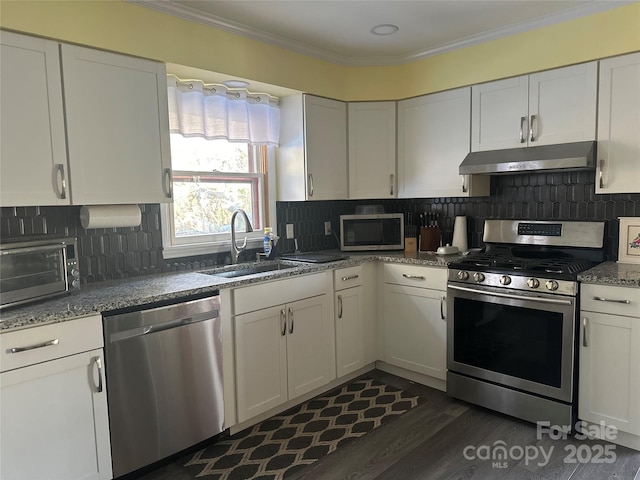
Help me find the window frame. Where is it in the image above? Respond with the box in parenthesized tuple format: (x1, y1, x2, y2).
(160, 143, 277, 260)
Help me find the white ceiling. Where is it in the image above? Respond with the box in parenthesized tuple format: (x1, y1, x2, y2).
(133, 0, 629, 66)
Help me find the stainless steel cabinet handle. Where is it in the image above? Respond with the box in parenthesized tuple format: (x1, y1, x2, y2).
(390, 174, 394, 196)
(341, 275, 359, 281)
(440, 295, 446, 320)
(529, 114, 537, 142)
(288, 307, 294, 334)
(55, 164, 67, 199)
(593, 296, 631, 304)
(519, 116, 527, 143)
(599, 159, 604, 189)
(582, 317, 589, 347)
(338, 295, 343, 319)
(461, 175, 468, 193)
(280, 309, 286, 336)
(8, 338, 59, 354)
(308, 174, 314, 197)
(402, 274, 425, 280)
(92, 356, 104, 393)
(164, 168, 173, 199)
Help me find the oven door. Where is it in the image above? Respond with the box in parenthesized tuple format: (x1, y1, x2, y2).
(447, 282, 577, 403)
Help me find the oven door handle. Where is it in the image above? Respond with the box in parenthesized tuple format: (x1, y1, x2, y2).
(447, 284, 573, 306)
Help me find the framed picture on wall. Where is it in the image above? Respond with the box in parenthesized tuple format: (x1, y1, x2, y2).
(618, 217, 640, 264)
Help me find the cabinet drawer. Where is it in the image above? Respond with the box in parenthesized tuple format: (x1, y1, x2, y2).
(383, 263, 447, 290)
(0, 315, 103, 372)
(334, 266, 363, 290)
(581, 284, 640, 318)
(234, 271, 330, 315)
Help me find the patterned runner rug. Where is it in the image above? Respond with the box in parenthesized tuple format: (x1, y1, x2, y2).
(179, 377, 421, 480)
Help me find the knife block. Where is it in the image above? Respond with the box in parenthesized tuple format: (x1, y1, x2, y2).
(420, 227, 441, 252)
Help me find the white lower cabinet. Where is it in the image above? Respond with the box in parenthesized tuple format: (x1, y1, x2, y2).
(0, 315, 111, 480)
(334, 266, 365, 377)
(233, 273, 335, 423)
(579, 284, 640, 446)
(382, 264, 447, 380)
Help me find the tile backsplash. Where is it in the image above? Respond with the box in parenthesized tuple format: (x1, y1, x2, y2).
(1, 170, 639, 285)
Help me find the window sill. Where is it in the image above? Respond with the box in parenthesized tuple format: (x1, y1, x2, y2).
(161, 238, 263, 260)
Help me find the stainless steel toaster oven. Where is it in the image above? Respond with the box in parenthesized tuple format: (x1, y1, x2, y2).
(0, 236, 80, 310)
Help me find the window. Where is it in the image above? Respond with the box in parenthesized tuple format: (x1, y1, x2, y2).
(161, 135, 275, 259)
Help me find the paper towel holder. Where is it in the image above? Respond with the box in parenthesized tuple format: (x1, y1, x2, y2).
(80, 204, 142, 229)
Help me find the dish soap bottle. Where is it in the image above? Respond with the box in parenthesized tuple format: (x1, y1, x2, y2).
(263, 227, 273, 256)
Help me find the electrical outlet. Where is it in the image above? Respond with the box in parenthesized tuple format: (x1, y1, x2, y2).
(324, 221, 332, 235)
(286, 224, 294, 239)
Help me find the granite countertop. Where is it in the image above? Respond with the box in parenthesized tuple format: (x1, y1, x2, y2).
(578, 261, 640, 288)
(0, 251, 460, 332)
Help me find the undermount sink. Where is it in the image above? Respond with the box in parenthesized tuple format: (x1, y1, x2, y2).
(202, 263, 295, 279)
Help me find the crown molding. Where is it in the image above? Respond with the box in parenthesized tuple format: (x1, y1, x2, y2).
(128, 0, 631, 67)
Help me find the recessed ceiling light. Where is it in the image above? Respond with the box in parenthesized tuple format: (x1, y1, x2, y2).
(370, 24, 399, 36)
(223, 79, 250, 88)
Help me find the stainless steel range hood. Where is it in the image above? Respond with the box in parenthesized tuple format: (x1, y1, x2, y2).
(459, 141, 596, 175)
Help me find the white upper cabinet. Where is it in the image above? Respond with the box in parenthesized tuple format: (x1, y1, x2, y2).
(0, 31, 69, 206)
(471, 62, 597, 152)
(278, 94, 348, 201)
(348, 102, 396, 199)
(398, 87, 489, 198)
(596, 53, 640, 194)
(61, 44, 172, 204)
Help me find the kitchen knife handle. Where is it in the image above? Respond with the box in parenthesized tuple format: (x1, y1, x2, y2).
(529, 115, 537, 142)
(390, 174, 394, 196)
(55, 164, 67, 200)
(164, 168, 173, 199)
(461, 175, 468, 193)
(519, 116, 527, 143)
(337, 295, 343, 319)
(440, 295, 446, 320)
(582, 317, 588, 347)
(308, 174, 314, 197)
(598, 159, 605, 189)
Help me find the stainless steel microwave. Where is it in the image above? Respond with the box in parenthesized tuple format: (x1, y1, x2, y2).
(340, 213, 404, 251)
(0, 236, 80, 310)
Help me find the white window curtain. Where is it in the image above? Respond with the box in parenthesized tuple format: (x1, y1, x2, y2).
(167, 74, 279, 145)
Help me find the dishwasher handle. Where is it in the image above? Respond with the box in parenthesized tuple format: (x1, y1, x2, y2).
(109, 309, 218, 343)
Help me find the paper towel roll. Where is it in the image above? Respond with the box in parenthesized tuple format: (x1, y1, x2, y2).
(452, 216, 468, 252)
(80, 204, 142, 229)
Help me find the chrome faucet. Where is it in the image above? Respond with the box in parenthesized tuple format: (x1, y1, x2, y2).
(230, 209, 253, 264)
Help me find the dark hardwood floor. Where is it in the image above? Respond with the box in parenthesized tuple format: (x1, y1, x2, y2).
(138, 370, 640, 480)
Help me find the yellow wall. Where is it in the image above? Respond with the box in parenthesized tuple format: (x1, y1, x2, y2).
(1, 1, 639, 100)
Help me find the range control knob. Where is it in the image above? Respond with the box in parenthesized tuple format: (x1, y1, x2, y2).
(499, 275, 511, 286)
(527, 278, 540, 289)
(546, 280, 559, 291)
(457, 270, 469, 281)
(473, 272, 485, 283)
(71, 268, 80, 277)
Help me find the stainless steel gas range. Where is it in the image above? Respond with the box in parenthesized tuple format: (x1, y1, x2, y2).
(446, 219, 606, 429)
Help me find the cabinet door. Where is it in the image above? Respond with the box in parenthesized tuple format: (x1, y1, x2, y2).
(398, 88, 488, 198)
(235, 306, 288, 423)
(383, 284, 447, 379)
(304, 95, 348, 200)
(286, 294, 336, 399)
(348, 102, 396, 199)
(61, 44, 172, 204)
(0, 349, 111, 480)
(335, 286, 364, 377)
(0, 31, 69, 206)
(528, 62, 597, 146)
(471, 76, 529, 152)
(579, 311, 640, 435)
(597, 53, 640, 194)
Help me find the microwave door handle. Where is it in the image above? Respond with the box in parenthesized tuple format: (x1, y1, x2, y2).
(447, 284, 573, 306)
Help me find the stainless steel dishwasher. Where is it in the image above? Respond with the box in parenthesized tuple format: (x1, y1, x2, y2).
(103, 295, 224, 478)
